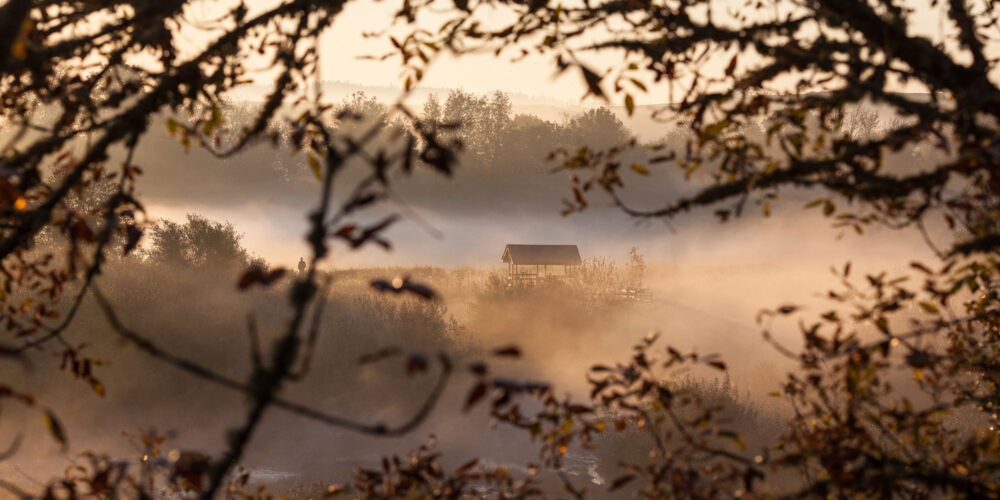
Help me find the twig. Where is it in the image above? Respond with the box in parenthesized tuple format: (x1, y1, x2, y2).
(558, 469, 587, 500)
(0, 434, 22, 462)
(246, 314, 263, 371)
(12, 131, 141, 354)
(288, 277, 331, 381)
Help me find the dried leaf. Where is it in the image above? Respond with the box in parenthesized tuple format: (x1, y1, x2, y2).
(359, 347, 402, 364)
(308, 154, 322, 180)
(609, 474, 635, 491)
(43, 409, 67, 448)
(631, 163, 650, 175)
(492, 346, 521, 358)
(464, 383, 488, 411)
(406, 353, 428, 374)
(578, 64, 604, 99)
(237, 267, 286, 290)
(707, 360, 727, 371)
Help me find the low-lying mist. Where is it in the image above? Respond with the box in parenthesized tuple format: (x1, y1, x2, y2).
(0, 199, 943, 494)
(0, 91, 955, 496)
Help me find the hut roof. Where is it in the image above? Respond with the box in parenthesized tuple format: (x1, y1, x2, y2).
(501, 244, 582, 265)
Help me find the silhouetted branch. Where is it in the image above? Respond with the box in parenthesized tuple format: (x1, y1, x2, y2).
(92, 285, 454, 467)
(0, 434, 22, 462)
(245, 314, 263, 372)
(287, 278, 332, 381)
(0, 478, 29, 500)
(949, 232, 1000, 257)
(11, 132, 141, 355)
(558, 469, 587, 500)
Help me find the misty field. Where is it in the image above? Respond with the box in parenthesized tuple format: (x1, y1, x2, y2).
(0, 204, 941, 498)
(1, 247, 793, 495)
(0, 92, 975, 496)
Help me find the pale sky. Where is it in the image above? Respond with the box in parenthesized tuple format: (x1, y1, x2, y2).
(168, 0, 633, 104)
(167, 0, 961, 106)
(311, 0, 954, 103)
(317, 1, 611, 102)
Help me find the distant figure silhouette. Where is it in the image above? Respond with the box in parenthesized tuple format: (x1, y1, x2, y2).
(297, 257, 306, 275)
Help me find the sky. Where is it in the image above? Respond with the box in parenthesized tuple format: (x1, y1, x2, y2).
(173, 0, 613, 103)
(316, 0, 606, 102)
(167, 0, 962, 107)
(309, 0, 953, 103)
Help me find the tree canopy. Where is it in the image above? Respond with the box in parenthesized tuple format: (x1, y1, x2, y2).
(147, 214, 250, 271)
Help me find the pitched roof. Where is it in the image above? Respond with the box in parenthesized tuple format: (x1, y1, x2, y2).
(501, 244, 582, 265)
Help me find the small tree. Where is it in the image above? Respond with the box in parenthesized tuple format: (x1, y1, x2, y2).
(565, 106, 630, 150)
(147, 214, 250, 273)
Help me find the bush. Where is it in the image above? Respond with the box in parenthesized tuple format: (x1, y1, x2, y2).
(146, 214, 250, 273)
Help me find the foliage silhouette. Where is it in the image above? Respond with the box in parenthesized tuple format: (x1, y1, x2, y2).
(147, 214, 250, 273)
(3, 0, 1000, 498)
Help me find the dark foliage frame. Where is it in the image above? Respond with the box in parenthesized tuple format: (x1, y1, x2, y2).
(3, 0, 1000, 498)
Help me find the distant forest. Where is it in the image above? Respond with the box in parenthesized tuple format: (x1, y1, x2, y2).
(129, 89, 937, 222)
(127, 89, 650, 216)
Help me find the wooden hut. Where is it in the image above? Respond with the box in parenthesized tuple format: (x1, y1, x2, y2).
(501, 244, 582, 284)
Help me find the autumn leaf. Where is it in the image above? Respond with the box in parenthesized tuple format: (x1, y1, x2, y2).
(237, 267, 286, 290)
(359, 347, 402, 364)
(578, 64, 604, 99)
(89, 379, 106, 397)
(724, 53, 738, 76)
(918, 302, 939, 314)
(308, 154, 322, 180)
(10, 19, 33, 60)
(406, 352, 428, 374)
(707, 360, 727, 371)
(609, 474, 635, 491)
(43, 409, 67, 448)
(631, 163, 650, 175)
(370, 276, 438, 300)
(492, 345, 521, 357)
(455, 458, 479, 474)
(776, 304, 799, 315)
(463, 382, 488, 411)
(123, 226, 143, 255)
